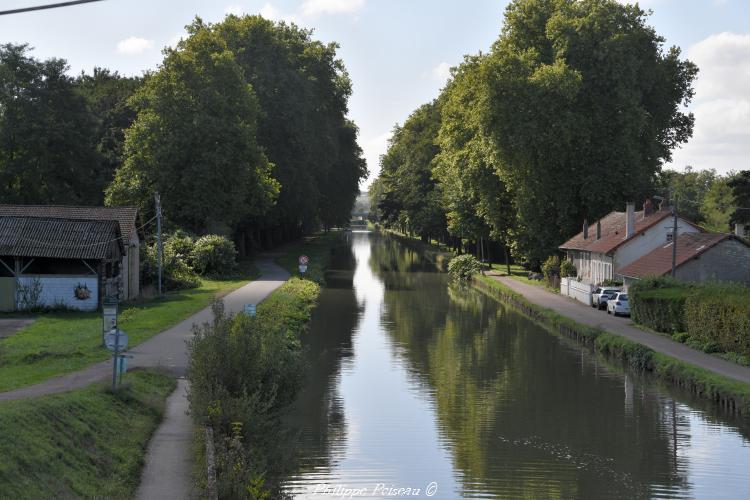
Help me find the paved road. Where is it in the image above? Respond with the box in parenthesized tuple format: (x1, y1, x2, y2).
(0, 318, 35, 339)
(488, 274, 750, 384)
(0, 259, 289, 401)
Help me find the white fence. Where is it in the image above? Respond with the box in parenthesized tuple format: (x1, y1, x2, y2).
(560, 277, 595, 306)
(17, 276, 98, 311)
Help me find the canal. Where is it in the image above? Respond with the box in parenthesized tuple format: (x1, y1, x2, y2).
(279, 231, 750, 499)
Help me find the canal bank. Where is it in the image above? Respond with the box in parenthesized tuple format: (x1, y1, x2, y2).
(279, 231, 750, 499)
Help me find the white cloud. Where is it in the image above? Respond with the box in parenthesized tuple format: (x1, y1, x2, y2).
(670, 32, 750, 173)
(224, 4, 246, 16)
(301, 0, 365, 17)
(431, 62, 451, 82)
(116, 36, 153, 56)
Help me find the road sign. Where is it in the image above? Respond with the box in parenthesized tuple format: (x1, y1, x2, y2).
(244, 304, 257, 316)
(299, 264, 308, 274)
(117, 355, 128, 375)
(299, 255, 309, 265)
(104, 329, 129, 351)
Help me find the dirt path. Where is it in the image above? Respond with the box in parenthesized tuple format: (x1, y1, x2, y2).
(487, 274, 750, 384)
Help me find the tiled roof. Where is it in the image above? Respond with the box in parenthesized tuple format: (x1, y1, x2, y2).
(617, 232, 746, 279)
(0, 205, 138, 242)
(0, 217, 123, 260)
(560, 209, 685, 254)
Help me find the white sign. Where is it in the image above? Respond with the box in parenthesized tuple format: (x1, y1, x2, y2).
(244, 304, 257, 316)
(102, 304, 117, 333)
(105, 329, 129, 351)
(299, 264, 308, 274)
(299, 255, 309, 265)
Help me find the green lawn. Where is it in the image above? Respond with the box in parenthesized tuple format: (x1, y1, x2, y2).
(489, 262, 549, 288)
(0, 276, 253, 393)
(0, 369, 175, 498)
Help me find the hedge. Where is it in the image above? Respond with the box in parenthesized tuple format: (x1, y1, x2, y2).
(630, 277, 691, 333)
(685, 284, 750, 357)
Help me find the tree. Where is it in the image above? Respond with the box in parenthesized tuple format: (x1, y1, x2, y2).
(655, 167, 716, 223)
(0, 44, 102, 204)
(106, 24, 278, 235)
(728, 170, 750, 225)
(482, 0, 697, 266)
(701, 177, 736, 232)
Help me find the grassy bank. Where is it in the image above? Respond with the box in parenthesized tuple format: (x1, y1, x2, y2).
(0, 369, 175, 498)
(473, 275, 750, 415)
(276, 231, 343, 284)
(0, 276, 253, 393)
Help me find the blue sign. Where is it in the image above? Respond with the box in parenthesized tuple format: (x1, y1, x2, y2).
(117, 355, 128, 375)
(244, 304, 257, 316)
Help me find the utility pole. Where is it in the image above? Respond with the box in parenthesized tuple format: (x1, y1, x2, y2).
(671, 194, 678, 277)
(155, 192, 163, 295)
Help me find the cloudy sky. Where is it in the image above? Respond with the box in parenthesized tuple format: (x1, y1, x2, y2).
(1, 0, 748, 187)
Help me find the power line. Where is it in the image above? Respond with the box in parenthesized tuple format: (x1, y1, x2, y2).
(0, 0, 107, 16)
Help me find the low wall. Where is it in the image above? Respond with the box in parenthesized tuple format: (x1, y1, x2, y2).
(560, 277, 594, 305)
(17, 276, 98, 311)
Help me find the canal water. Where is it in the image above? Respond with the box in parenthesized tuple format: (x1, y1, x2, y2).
(279, 231, 750, 499)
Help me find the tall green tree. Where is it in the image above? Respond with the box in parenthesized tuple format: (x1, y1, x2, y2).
(106, 25, 278, 234)
(701, 177, 736, 232)
(655, 167, 716, 223)
(0, 44, 102, 204)
(482, 0, 697, 266)
(729, 170, 750, 226)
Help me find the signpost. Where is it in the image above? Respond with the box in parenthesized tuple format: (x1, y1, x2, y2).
(244, 304, 257, 317)
(105, 328, 129, 391)
(299, 255, 309, 274)
(102, 299, 117, 346)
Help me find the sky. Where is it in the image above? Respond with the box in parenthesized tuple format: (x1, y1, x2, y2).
(1, 0, 749, 188)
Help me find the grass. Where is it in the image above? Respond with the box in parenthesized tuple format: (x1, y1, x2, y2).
(488, 262, 549, 288)
(0, 369, 175, 499)
(276, 231, 344, 284)
(474, 274, 750, 415)
(0, 276, 254, 393)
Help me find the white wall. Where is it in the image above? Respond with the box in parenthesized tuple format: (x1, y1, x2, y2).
(560, 277, 595, 305)
(17, 276, 98, 311)
(614, 216, 700, 270)
(568, 251, 613, 285)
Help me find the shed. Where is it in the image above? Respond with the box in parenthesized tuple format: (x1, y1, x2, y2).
(0, 217, 124, 311)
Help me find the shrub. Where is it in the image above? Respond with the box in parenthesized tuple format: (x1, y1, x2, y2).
(541, 255, 560, 281)
(448, 254, 481, 282)
(164, 230, 195, 263)
(140, 240, 200, 291)
(191, 235, 237, 277)
(684, 283, 750, 357)
(559, 260, 576, 278)
(630, 276, 691, 333)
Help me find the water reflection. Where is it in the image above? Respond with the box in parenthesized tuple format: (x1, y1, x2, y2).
(280, 232, 750, 499)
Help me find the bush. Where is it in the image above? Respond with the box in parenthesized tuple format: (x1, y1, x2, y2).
(630, 276, 690, 333)
(541, 255, 560, 281)
(140, 240, 200, 291)
(448, 254, 481, 282)
(560, 260, 576, 278)
(164, 230, 195, 263)
(684, 283, 750, 357)
(191, 235, 237, 277)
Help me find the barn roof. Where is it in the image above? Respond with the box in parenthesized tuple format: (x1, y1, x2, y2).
(617, 233, 748, 279)
(0, 217, 123, 260)
(0, 205, 138, 242)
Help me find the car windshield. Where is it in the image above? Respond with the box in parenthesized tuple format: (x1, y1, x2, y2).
(620, 294, 628, 301)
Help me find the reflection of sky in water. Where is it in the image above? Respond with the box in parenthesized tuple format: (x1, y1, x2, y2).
(282, 232, 750, 499)
(286, 233, 460, 499)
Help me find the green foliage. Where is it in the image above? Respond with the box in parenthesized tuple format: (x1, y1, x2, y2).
(684, 283, 750, 357)
(700, 177, 736, 232)
(448, 254, 482, 282)
(600, 279, 624, 287)
(141, 237, 200, 291)
(629, 277, 690, 333)
(559, 260, 576, 278)
(188, 277, 320, 497)
(191, 235, 238, 277)
(0, 370, 175, 498)
(541, 255, 560, 282)
(729, 170, 750, 225)
(106, 25, 279, 235)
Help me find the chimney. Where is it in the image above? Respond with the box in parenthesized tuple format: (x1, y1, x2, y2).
(596, 220, 601, 240)
(626, 202, 635, 239)
(736, 223, 747, 238)
(583, 219, 589, 239)
(643, 197, 654, 217)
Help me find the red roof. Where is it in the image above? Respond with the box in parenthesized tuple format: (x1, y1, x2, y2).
(617, 233, 746, 279)
(559, 209, 695, 255)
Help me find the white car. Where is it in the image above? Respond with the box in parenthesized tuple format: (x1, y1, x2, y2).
(592, 287, 621, 309)
(607, 292, 630, 317)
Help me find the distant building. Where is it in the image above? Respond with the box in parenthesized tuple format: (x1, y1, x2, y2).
(0, 205, 140, 300)
(617, 232, 750, 287)
(559, 199, 701, 286)
(0, 217, 125, 311)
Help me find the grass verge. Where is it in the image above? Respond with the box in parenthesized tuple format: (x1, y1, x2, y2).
(0, 369, 175, 498)
(0, 276, 253, 393)
(473, 275, 750, 415)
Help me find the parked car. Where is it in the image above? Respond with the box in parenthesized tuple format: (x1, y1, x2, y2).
(592, 287, 621, 309)
(607, 292, 630, 317)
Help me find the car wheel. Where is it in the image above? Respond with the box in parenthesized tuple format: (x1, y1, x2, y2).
(613, 311, 619, 317)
